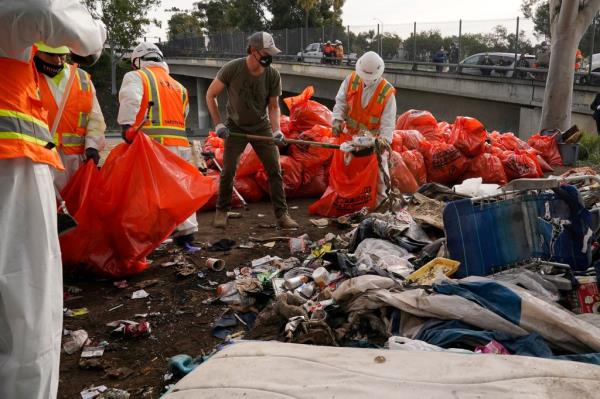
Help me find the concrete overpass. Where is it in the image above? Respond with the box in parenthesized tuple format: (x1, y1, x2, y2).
(168, 57, 600, 137)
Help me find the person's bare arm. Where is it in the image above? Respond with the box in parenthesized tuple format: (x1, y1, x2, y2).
(268, 96, 281, 134)
(206, 78, 226, 126)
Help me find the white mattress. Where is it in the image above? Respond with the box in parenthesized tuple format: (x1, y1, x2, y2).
(164, 341, 600, 399)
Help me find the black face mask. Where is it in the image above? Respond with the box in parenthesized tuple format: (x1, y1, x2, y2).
(254, 52, 272, 67)
(34, 56, 63, 77)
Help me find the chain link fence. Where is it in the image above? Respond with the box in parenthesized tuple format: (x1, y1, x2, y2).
(160, 17, 600, 85)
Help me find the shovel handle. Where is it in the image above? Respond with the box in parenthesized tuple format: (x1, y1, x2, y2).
(229, 132, 340, 150)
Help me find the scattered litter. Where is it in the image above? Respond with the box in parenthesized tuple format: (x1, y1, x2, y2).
(161, 261, 177, 268)
(63, 330, 89, 355)
(257, 213, 266, 218)
(131, 289, 150, 299)
(134, 313, 149, 318)
(263, 241, 276, 248)
(289, 234, 310, 254)
(113, 280, 128, 289)
(249, 236, 293, 242)
(208, 238, 236, 252)
(106, 366, 134, 380)
(80, 385, 107, 399)
(238, 242, 255, 249)
(258, 223, 277, 228)
(227, 212, 242, 218)
(81, 346, 105, 358)
(206, 257, 225, 271)
(108, 304, 123, 312)
(108, 320, 151, 337)
(290, 206, 299, 210)
(65, 307, 89, 317)
(176, 264, 196, 278)
(136, 279, 160, 289)
(310, 218, 329, 228)
(405, 257, 460, 285)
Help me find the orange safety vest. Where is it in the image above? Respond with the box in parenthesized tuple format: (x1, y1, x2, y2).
(345, 72, 396, 135)
(134, 66, 189, 147)
(0, 56, 63, 169)
(38, 64, 93, 155)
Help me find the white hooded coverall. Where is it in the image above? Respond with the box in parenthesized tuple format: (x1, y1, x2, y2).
(332, 75, 397, 204)
(0, 2, 105, 399)
(118, 61, 199, 237)
(45, 65, 107, 191)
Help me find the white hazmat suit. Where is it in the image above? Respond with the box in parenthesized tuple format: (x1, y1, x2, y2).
(118, 60, 199, 238)
(0, 1, 105, 398)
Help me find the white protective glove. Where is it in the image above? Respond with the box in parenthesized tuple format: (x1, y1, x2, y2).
(215, 123, 230, 139)
(273, 130, 286, 145)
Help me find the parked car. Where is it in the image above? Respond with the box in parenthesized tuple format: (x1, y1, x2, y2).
(578, 52, 600, 85)
(459, 52, 535, 78)
(296, 42, 357, 65)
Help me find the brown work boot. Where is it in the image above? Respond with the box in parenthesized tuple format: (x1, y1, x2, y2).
(213, 209, 228, 228)
(277, 213, 299, 229)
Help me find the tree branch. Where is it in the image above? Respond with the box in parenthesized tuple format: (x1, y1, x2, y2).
(575, 0, 600, 37)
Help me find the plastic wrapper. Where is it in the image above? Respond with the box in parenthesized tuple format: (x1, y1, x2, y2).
(450, 116, 487, 157)
(61, 134, 215, 277)
(401, 150, 427, 186)
(390, 151, 419, 193)
(462, 152, 508, 186)
(283, 86, 333, 133)
(528, 134, 563, 166)
(419, 141, 468, 185)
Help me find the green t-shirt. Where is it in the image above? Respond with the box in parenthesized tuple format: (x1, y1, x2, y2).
(216, 58, 282, 134)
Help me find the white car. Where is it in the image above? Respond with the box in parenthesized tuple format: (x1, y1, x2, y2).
(296, 42, 357, 65)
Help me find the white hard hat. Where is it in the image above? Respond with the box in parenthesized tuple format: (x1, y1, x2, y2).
(131, 42, 163, 64)
(356, 51, 384, 84)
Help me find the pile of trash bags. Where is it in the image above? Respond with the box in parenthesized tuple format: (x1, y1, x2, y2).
(209, 173, 600, 366)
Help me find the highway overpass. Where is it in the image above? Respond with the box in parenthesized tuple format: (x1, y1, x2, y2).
(168, 57, 600, 137)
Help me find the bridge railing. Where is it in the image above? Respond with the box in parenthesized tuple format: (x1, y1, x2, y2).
(160, 16, 600, 86)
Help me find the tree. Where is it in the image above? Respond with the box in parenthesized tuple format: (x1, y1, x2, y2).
(82, 0, 161, 95)
(524, 0, 600, 130)
(298, 0, 318, 45)
(523, 0, 550, 39)
(167, 12, 204, 41)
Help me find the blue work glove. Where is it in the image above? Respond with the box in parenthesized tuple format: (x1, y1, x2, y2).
(85, 147, 100, 165)
(273, 130, 286, 145)
(332, 119, 344, 137)
(215, 123, 230, 139)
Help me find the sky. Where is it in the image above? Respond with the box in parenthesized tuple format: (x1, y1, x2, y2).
(145, 0, 533, 42)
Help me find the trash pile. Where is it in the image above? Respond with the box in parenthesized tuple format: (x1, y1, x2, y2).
(198, 173, 600, 372)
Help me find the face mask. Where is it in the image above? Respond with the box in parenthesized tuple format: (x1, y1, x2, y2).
(254, 51, 272, 67)
(34, 56, 63, 77)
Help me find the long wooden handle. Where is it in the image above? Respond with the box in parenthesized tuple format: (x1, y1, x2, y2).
(229, 132, 340, 149)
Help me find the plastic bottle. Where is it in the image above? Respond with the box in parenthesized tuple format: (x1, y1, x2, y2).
(216, 281, 237, 297)
(284, 275, 309, 290)
(312, 267, 330, 289)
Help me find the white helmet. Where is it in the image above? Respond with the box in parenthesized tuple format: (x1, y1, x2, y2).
(356, 51, 384, 85)
(131, 42, 163, 66)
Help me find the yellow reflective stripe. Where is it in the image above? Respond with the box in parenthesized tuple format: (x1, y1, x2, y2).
(78, 112, 89, 129)
(346, 117, 359, 129)
(139, 68, 162, 126)
(75, 68, 91, 92)
(350, 73, 361, 91)
(0, 109, 48, 130)
(377, 83, 393, 104)
(0, 131, 54, 147)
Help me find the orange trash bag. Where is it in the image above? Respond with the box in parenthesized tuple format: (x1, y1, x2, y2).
(499, 150, 543, 180)
(396, 130, 426, 151)
(401, 150, 427, 186)
(202, 132, 224, 169)
(284, 86, 333, 133)
(462, 153, 508, 186)
(528, 134, 563, 166)
(390, 151, 419, 193)
(391, 131, 404, 152)
(236, 144, 262, 178)
(198, 171, 243, 211)
(419, 140, 468, 185)
(255, 155, 304, 197)
(60, 134, 216, 278)
(289, 163, 330, 199)
(309, 134, 379, 217)
(450, 116, 487, 157)
(396, 109, 442, 141)
(289, 124, 335, 185)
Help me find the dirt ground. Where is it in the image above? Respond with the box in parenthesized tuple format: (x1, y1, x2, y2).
(58, 198, 341, 398)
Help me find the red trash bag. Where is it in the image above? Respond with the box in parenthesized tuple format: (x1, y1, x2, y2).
(401, 150, 427, 186)
(499, 151, 543, 180)
(450, 116, 487, 157)
(280, 115, 293, 137)
(528, 134, 563, 166)
(462, 153, 508, 186)
(419, 141, 468, 185)
(284, 86, 333, 132)
(309, 134, 379, 217)
(235, 175, 265, 203)
(255, 155, 304, 197)
(391, 131, 404, 152)
(396, 109, 440, 141)
(536, 154, 554, 173)
(396, 130, 426, 151)
(61, 134, 216, 278)
(199, 171, 243, 211)
(236, 144, 262, 178)
(202, 132, 224, 169)
(489, 132, 531, 152)
(289, 125, 335, 184)
(390, 151, 419, 193)
(289, 163, 330, 199)
(437, 121, 453, 143)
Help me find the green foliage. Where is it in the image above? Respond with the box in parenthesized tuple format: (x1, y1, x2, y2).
(168, 12, 204, 41)
(196, 0, 267, 34)
(82, 0, 162, 53)
(267, 0, 344, 30)
(579, 132, 600, 163)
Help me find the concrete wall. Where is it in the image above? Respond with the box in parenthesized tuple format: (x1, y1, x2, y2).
(169, 58, 600, 137)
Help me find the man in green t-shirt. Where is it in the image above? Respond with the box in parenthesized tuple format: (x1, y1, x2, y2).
(206, 31, 299, 229)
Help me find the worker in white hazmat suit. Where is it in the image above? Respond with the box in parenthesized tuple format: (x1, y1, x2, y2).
(332, 51, 397, 205)
(0, 1, 105, 399)
(117, 42, 201, 252)
(35, 42, 107, 191)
